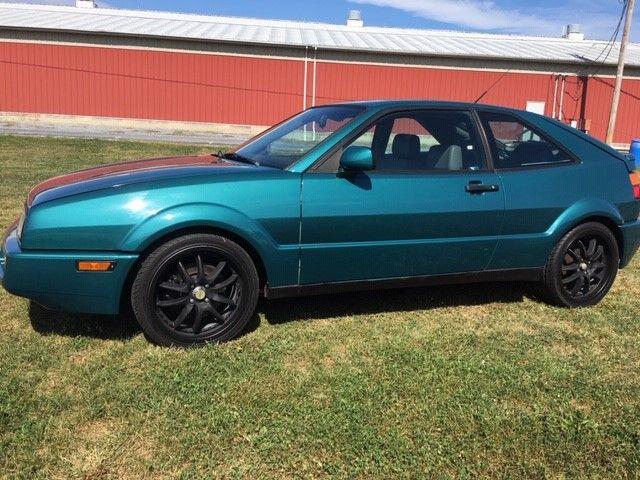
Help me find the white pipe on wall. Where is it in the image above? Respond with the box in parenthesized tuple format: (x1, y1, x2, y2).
(302, 46, 308, 110)
(552, 74, 558, 119)
(312, 46, 318, 140)
(559, 75, 565, 122)
(312, 46, 318, 107)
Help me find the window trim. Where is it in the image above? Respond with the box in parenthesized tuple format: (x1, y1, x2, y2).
(471, 108, 495, 171)
(309, 107, 492, 174)
(474, 108, 581, 172)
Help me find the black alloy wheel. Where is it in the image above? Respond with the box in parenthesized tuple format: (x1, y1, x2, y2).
(131, 234, 259, 346)
(542, 222, 619, 307)
(560, 236, 610, 299)
(154, 251, 240, 335)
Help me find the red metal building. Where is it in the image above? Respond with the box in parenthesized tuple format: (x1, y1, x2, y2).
(1, 2, 640, 145)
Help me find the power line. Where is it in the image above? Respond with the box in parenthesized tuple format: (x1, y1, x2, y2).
(591, 0, 627, 65)
(555, 2, 629, 126)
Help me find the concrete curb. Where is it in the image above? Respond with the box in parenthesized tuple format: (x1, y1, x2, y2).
(0, 113, 265, 146)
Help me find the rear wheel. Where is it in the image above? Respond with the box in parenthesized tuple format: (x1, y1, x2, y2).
(131, 234, 259, 346)
(541, 222, 619, 307)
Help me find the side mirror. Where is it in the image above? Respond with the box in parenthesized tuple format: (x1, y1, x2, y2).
(339, 146, 374, 172)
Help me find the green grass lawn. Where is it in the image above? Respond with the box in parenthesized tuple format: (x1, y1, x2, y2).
(1, 135, 640, 479)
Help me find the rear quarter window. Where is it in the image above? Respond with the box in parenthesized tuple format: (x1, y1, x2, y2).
(478, 111, 574, 169)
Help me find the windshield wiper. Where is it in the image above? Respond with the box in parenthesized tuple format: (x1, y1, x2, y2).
(214, 151, 259, 166)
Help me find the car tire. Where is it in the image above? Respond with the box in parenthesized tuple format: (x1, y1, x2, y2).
(131, 233, 260, 347)
(541, 222, 619, 307)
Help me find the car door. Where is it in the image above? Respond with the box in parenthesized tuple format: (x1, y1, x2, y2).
(299, 108, 505, 285)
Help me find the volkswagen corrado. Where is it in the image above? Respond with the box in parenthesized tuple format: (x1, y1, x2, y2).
(2, 101, 640, 346)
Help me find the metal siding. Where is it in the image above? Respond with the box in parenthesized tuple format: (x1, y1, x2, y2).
(586, 76, 640, 142)
(314, 62, 551, 107)
(1, 41, 640, 143)
(313, 62, 638, 143)
(0, 41, 304, 125)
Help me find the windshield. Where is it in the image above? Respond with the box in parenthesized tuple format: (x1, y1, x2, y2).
(233, 105, 366, 169)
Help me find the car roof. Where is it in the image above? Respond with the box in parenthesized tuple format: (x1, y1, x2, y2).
(327, 100, 523, 114)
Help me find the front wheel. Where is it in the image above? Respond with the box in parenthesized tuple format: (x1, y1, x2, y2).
(541, 222, 619, 307)
(131, 234, 260, 347)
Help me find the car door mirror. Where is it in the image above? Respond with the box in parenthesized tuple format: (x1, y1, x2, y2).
(339, 146, 374, 172)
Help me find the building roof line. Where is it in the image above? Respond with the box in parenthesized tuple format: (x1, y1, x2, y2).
(1, 2, 639, 67)
(1, 2, 630, 44)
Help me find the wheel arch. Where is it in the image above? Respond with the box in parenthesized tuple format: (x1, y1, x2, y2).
(119, 225, 270, 314)
(540, 199, 627, 270)
(567, 215, 623, 260)
(552, 210, 624, 264)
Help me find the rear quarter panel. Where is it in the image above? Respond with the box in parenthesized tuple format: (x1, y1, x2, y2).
(489, 112, 639, 270)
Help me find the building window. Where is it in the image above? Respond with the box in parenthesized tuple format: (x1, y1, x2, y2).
(525, 101, 546, 115)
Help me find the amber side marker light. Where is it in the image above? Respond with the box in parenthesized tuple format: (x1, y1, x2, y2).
(630, 172, 640, 200)
(76, 261, 116, 272)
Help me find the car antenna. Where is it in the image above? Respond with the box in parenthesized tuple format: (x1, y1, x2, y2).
(473, 69, 511, 103)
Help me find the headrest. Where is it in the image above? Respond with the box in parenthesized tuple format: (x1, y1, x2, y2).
(434, 145, 463, 170)
(426, 144, 445, 161)
(392, 134, 420, 160)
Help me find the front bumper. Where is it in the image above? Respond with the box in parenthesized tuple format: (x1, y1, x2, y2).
(620, 218, 640, 268)
(1, 223, 138, 315)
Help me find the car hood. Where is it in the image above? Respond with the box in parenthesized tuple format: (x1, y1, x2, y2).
(27, 154, 267, 207)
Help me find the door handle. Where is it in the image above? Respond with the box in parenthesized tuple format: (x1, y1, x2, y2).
(465, 181, 500, 194)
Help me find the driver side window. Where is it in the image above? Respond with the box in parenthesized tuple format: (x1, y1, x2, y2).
(343, 109, 486, 172)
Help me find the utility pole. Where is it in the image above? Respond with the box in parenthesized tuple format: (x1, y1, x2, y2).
(606, 0, 636, 144)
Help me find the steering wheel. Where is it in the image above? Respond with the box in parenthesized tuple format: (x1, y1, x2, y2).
(494, 138, 510, 161)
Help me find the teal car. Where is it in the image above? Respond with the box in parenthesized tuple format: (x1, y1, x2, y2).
(2, 101, 640, 346)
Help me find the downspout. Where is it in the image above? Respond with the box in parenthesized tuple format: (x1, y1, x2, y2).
(312, 46, 318, 107)
(303, 46, 308, 111)
(312, 46, 318, 140)
(303, 46, 308, 140)
(552, 75, 559, 119)
(558, 75, 566, 122)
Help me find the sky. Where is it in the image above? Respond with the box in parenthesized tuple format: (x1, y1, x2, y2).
(5, 0, 640, 41)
